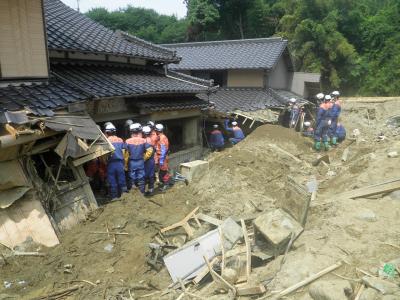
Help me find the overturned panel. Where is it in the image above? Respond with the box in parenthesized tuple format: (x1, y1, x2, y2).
(0, 191, 59, 249)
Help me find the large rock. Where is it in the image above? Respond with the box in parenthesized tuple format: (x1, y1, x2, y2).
(309, 279, 352, 300)
(362, 276, 400, 295)
(359, 288, 379, 300)
(180, 160, 209, 183)
(253, 208, 303, 256)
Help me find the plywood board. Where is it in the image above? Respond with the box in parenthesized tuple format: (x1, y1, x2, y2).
(0, 192, 59, 249)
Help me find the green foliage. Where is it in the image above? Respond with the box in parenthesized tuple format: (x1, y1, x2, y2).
(85, 0, 400, 96)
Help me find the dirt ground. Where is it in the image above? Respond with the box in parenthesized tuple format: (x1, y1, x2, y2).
(1, 98, 400, 300)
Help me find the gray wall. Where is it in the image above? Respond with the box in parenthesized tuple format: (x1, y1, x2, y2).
(268, 56, 291, 90)
(291, 72, 321, 97)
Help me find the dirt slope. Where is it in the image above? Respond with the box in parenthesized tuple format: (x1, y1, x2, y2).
(1, 98, 400, 299)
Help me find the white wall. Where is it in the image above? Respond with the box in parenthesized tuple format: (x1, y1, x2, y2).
(291, 72, 321, 97)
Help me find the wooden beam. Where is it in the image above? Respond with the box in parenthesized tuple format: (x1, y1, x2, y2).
(241, 219, 251, 281)
(203, 256, 236, 295)
(236, 284, 266, 296)
(268, 143, 302, 163)
(196, 213, 222, 226)
(338, 179, 400, 199)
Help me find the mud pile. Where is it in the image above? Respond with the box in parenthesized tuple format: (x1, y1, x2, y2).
(1, 98, 400, 300)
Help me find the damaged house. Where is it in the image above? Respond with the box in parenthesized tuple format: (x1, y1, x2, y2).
(0, 0, 212, 249)
(163, 38, 321, 125)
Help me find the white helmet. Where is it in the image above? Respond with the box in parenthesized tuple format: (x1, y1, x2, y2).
(155, 124, 164, 132)
(332, 91, 340, 97)
(289, 97, 297, 103)
(232, 121, 238, 126)
(324, 95, 332, 101)
(304, 121, 311, 127)
(130, 123, 142, 133)
(125, 119, 133, 127)
(147, 121, 155, 128)
(316, 93, 325, 100)
(142, 125, 151, 135)
(213, 124, 219, 129)
(105, 123, 116, 133)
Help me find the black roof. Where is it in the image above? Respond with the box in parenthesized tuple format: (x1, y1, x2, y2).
(0, 79, 87, 117)
(44, 0, 178, 63)
(198, 88, 303, 113)
(163, 38, 291, 71)
(135, 98, 209, 112)
(51, 63, 210, 98)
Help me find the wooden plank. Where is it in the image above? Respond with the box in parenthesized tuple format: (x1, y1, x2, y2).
(203, 256, 236, 295)
(241, 219, 251, 281)
(338, 180, 400, 199)
(196, 213, 222, 226)
(236, 284, 266, 296)
(301, 190, 316, 227)
(341, 147, 350, 162)
(218, 227, 225, 274)
(192, 257, 220, 284)
(259, 262, 342, 300)
(268, 143, 302, 163)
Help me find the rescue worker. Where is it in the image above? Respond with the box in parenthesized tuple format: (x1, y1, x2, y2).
(314, 95, 332, 151)
(125, 123, 153, 194)
(336, 122, 346, 143)
(302, 121, 314, 137)
(155, 124, 171, 190)
(209, 124, 225, 151)
(329, 91, 342, 146)
(316, 93, 325, 104)
(142, 125, 156, 195)
(288, 98, 299, 128)
(124, 119, 134, 190)
(224, 119, 245, 145)
(147, 121, 159, 146)
(104, 123, 127, 199)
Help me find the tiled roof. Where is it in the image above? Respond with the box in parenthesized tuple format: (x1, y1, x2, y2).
(0, 79, 87, 117)
(198, 88, 302, 113)
(51, 63, 210, 98)
(44, 0, 178, 62)
(163, 38, 290, 71)
(135, 98, 209, 112)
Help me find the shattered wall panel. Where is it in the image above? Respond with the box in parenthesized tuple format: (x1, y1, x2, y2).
(0, 191, 59, 249)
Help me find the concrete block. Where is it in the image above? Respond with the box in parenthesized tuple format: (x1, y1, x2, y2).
(180, 160, 209, 183)
(253, 208, 303, 255)
(362, 276, 400, 295)
(309, 279, 352, 300)
(220, 217, 243, 249)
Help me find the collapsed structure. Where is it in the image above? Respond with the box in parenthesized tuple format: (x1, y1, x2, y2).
(0, 0, 212, 249)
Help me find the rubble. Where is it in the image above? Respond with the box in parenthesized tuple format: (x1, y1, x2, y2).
(308, 279, 352, 300)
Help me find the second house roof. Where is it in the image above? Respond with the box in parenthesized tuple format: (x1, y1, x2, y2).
(163, 37, 289, 71)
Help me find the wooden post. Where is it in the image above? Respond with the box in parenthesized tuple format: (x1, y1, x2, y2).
(241, 219, 251, 281)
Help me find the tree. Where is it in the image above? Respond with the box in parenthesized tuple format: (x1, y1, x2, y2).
(186, 0, 220, 41)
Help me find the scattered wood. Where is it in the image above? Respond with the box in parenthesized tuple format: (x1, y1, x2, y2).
(236, 284, 266, 296)
(380, 242, 400, 250)
(280, 231, 296, 268)
(160, 207, 201, 238)
(301, 189, 317, 227)
(240, 219, 251, 282)
(342, 147, 350, 162)
(69, 279, 97, 286)
(196, 213, 222, 226)
(354, 284, 365, 300)
(312, 154, 330, 166)
(219, 227, 225, 274)
(338, 178, 400, 199)
(268, 143, 302, 163)
(258, 261, 343, 299)
(203, 256, 236, 295)
(137, 290, 162, 299)
(89, 231, 129, 235)
(192, 257, 220, 284)
(33, 285, 82, 300)
(13, 251, 45, 257)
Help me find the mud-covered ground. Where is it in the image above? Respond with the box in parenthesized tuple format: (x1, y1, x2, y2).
(1, 98, 400, 300)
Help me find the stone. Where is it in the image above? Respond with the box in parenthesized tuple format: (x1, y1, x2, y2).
(221, 268, 238, 284)
(220, 217, 243, 249)
(0, 256, 6, 268)
(253, 208, 303, 256)
(356, 209, 377, 222)
(360, 288, 379, 300)
(309, 279, 352, 300)
(389, 190, 400, 201)
(387, 151, 399, 158)
(180, 160, 209, 183)
(362, 276, 400, 295)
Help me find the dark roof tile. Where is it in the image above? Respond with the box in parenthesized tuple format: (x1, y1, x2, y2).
(163, 38, 289, 70)
(44, 0, 178, 63)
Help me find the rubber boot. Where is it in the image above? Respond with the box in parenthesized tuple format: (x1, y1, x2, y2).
(323, 141, 330, 151)
(331, 137, 337, 146)
(314, 141, 321, 151)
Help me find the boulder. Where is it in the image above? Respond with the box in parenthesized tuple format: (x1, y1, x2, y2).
(309, 279, 352, 300)
(362, 276, 400, 295)
(359, 288, 379, 300)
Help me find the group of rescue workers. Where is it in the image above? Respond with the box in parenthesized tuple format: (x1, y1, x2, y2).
(208, 119, 245, 151)
(101, 120, 171, 199)
(302, 90, 346, 151)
